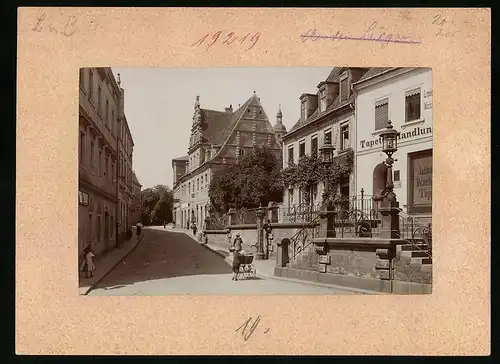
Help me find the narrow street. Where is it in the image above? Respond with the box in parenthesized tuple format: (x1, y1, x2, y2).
(89, 228, 357, 295)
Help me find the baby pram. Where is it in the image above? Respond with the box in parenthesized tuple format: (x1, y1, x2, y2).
(236, 253, 257, 279)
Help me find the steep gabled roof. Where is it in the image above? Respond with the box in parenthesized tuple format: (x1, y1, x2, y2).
(199, 109, 232, 145)
(356, 67, 395, 84)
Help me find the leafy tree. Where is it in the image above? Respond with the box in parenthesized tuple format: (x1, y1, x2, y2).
(140, 184, 174, 225)
(282, 149, 354, 205)
(208, 146, 284, 212)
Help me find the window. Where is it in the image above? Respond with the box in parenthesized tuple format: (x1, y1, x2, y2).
(97, 215, 101, 241)
(311, 136, 318, 157)
(88, 70, 94, 101)
(111, 110, 115, 136)
(340, 75, 349, 101)
(288, 146, 294, 164)
(301, 100, 307, 119)
(375, 98, 389, 131)
(112, 162, 115, 183)
(105, 99, 109, 128)
(188, 182, 191, 194)
(239, 149, 245, 158)
(288, 188, 294, 206)
(99, 149, 103, 177)
(408, 149, 432, 213)
(98, 86, 102, 117)
(80, 132, 85, 165)
(299, 141, 306, 158)
(197, 178, 200, 191)
(90, 140, 95, 172)
(405, 88, 421, 122)
(340, 123, 350, 150)
(324, 129, 332, 145)
(88, 214, 92, 242)
(319, 88, 327, 112)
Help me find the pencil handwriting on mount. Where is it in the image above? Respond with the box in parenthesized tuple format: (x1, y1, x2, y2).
(235, 315, 270, 341)
(32, 13, 78, 37)
(191, 31, 261, 52)
(432, 14, 460, 37)
(300, 22, 421, 48)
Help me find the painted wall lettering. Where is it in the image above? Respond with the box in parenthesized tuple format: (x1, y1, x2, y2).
(412, 155, 432, 206)
(359, 126, 432, 150)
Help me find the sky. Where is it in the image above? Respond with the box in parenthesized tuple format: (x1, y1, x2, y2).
(111, 67, 333, 190)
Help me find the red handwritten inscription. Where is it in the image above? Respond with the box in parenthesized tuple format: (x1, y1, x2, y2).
(191, 31, 261, 52)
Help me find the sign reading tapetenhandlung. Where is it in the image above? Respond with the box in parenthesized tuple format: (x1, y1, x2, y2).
(359, 126, 432, 150)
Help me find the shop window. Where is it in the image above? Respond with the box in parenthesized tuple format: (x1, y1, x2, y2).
(408, 149, 432, 213)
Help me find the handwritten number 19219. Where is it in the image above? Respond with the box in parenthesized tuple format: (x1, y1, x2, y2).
(191, 31, 261, 52)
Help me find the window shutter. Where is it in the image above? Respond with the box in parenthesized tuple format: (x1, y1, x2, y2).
(340, 78, 348, 101)
(375, 100, 388, 131)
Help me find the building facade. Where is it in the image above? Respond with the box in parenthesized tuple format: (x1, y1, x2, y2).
(281, 67, 370, 212)
(78, 67, 135, 260)
(131, 171, 142, 224)
(352, 67, 433, 221)
(172, 93, 283, 229)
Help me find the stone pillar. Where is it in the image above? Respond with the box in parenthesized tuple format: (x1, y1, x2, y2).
(318, 199, 336, 238)
(228, 208, 236, 226)
(378, 194, 400, 239)
(254, 207, 266, 260)
(276, 238, 290, 268)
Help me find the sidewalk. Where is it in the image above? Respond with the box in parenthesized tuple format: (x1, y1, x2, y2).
(78, 233, 144, 295)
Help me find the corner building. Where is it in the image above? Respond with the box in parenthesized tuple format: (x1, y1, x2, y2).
(353, 67, 433, 222)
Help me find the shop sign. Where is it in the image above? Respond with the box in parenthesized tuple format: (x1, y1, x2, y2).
(411, 154, 432, 207)
(79, 191, 89, 206)
(359, 126, 432, 150)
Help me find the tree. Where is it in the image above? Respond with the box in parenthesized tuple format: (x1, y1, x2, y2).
(140, 184, 174, 225)
(282, 149, 354, 205)
(208, 146, 284, 212)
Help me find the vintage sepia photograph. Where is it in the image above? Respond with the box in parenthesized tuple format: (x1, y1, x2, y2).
(78, 67, 433, 296)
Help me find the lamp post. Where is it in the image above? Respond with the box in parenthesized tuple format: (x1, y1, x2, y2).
(318, 140, 336, 238)
(379, 120, 400, 201)
(378, 120, 401, 239)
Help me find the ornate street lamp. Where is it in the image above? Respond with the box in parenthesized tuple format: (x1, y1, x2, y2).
(379, 120, 400, 198)
(319, 140, 336, 201)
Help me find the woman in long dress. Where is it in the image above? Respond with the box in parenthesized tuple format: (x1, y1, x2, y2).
(232, 233, 243, 281)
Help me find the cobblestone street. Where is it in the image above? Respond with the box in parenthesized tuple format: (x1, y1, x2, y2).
(89, 228, 358, 295)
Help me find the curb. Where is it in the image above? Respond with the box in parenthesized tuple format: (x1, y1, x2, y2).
(82, 233, 144, 295)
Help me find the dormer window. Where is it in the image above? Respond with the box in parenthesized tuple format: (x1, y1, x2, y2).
(301, 100, 307, 120)
(319, 88, 327, 112)
(340, 74, 349, 101)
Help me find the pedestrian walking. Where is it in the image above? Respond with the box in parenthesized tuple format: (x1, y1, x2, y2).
(231, 233, 243, 281)
(192, 222, 197, 237)
(81, 243, 96, 278)
(163, 221, 166, 229)
(136, 221, 142, 236)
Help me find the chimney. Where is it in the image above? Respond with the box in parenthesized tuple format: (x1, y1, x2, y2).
(225, 104, 233, 113)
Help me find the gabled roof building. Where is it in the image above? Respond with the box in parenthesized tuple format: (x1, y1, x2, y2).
(172, 93, 284, 229)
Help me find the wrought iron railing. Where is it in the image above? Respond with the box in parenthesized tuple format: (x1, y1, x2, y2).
(288, 214, 321, 261)
(333, 195, 382, 238)
(397, 211, 432, 258)
(281, 202, 322, 223)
